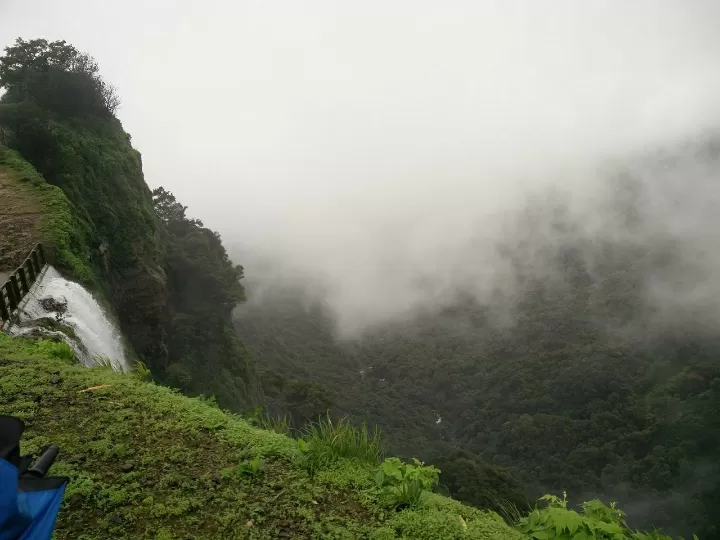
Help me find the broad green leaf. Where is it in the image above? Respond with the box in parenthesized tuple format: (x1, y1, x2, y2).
(374, 470, 385, 487)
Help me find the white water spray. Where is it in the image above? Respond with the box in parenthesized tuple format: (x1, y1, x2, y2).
(9, 266, 128, 372)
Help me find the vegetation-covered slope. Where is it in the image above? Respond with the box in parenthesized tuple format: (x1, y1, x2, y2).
(0, 147, 93, 281)
(0, 39, 166, 356)
(0, 332, 523, 540)
(0, 38, 262, 410)
(234, 151, 720, 539)
(151, 187, 263, 409)
(237, 277, 720, 538)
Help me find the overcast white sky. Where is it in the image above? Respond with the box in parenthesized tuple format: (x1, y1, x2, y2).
(2, 1, 720, 332)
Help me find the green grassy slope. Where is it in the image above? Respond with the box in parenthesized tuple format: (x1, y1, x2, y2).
(0, 146, 95, 283)
(0, 332, 524, 540)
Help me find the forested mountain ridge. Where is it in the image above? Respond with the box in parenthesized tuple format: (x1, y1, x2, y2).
(234, 140, 720, 538)
(0, 38, 262, 409)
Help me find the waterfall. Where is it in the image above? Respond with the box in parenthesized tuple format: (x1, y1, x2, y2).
(8, 266, 128, 372)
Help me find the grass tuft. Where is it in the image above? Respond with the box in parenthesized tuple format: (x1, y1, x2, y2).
(255, 411, 293, 436)
(300, 413, 385, 468)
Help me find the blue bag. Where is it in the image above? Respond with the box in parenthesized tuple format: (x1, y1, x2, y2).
(0, 416, 67, 540)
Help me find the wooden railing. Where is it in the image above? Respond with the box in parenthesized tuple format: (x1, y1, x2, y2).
(0, 244, 46, 325)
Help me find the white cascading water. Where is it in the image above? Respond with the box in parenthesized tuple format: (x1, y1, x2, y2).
(8, 266, 128, 372)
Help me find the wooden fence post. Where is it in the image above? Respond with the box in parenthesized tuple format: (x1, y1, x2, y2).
(32, 250, 40, 273)
(18, 267, 28, 295)
(0, 289, 9, 321)
(25, 259, 36, 283)
(7, 277, 19, 311)
(0, 245, 46, 321)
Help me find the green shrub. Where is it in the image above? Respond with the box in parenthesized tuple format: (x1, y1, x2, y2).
(434, 452, 530, 524)
(516, 493, 697, 540)
(132, 359, 152, 382)
(237, 454, 266, 480)
(374, 457, 440, 509)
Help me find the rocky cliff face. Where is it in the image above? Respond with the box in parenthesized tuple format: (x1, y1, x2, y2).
(28, 125, 172, 367)
(114, 262, 169, 367)
(1, 132, 263, 410)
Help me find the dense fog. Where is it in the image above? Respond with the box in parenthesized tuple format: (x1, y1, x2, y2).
(3, 1, 720, 336)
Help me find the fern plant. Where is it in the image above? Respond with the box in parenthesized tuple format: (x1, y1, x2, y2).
(517, 493, 698, 540)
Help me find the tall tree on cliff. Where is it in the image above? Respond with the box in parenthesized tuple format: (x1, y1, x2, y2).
(151, 186, 261, 409)
(0, 38, 119, 119)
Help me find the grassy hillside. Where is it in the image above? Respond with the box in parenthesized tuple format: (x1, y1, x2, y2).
(0, 146, 93, 283)
(0, 331, 523, 540)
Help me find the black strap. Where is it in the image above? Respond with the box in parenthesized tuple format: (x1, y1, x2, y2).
(0, 415, 25, 466)
(18, 475, 69, 493)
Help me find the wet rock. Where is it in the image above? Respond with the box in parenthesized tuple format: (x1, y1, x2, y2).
(120, 462, 134, 472)
(40, 297, 68, 316)
(50, 375, 62, 384)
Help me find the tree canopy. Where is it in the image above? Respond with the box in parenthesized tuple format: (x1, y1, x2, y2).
(0, 38, 119, 117)
(152, 186, 261, 408)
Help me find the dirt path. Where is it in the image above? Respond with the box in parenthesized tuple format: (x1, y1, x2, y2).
(0, 170, 42, 272)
